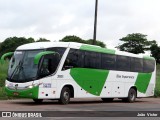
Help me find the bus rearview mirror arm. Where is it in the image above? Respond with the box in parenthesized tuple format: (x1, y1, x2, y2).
(34, 51, 56, 65)
(0, 52, 14, 64)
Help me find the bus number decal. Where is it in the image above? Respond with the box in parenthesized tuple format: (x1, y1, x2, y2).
(43, 83, 51, 88)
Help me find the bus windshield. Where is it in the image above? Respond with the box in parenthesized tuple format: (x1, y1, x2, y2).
(7, 50, 43, 83)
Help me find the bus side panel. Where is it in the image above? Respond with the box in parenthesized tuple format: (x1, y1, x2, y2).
(140, 71, 156, 97)
(38, 77, 57, 99)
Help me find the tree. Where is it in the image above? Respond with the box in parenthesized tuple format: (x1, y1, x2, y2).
(86, 39, 106, 48)
(60, 35, 85, 43)
(60, 35, 106, 48)
(150, 41, 160, 64)
(0, 37, 35, 57)
(36, 38, 50, 42)
(116, 33, 153, 54)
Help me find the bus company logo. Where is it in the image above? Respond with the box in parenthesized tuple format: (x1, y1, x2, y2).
(15, 84, 18, 90)
(2, 112, 11, 117)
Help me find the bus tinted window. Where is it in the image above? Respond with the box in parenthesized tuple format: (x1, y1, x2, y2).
(62, 48, 155, 73)
(63, 49, 84, 70)
(131, 58, 143, 72)
(47, 47, 66, 58)
(116, 55, 130, 71)
(101, 54, 116, 70)
(143, 59, 155, 72)
(84, 51, 101, 69)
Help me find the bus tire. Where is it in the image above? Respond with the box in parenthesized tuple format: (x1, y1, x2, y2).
(59, 87, 71, 105)
(33, 99, 43, 103)
(101, 98, 114, 102)
(127, 88, 136, 103)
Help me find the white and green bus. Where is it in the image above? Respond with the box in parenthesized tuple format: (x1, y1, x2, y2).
(2, 42, 156, 104)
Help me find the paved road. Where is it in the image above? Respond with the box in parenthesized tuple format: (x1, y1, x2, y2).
(0, 98, 160, 120)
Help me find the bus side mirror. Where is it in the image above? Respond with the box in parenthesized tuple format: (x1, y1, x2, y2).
(34, 51, 56, 65)
(0, 52, 14, 64)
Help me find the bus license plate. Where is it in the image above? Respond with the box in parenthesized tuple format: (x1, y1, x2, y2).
(13, 92, 19, 96)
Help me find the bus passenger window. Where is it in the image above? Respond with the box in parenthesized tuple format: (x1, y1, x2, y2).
(116, 55, 130, 71)
(62, 49, 84, 70)
(101, 54, 116, 70)
(143, 59, 155, 73)
(84, 51, 101, 69)
(131, 58, 143, 72)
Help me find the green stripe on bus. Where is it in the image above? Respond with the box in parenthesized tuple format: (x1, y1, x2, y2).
(143, 56, 155, 60)
(80, 45, 115, 54)
(135, 73, 152, 93)
(70, 68, 109, 96)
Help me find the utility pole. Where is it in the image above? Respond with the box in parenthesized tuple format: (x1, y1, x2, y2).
(93, 0, 98, 45)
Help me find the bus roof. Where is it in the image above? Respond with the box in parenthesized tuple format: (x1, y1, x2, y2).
(16, 42, 155, 60)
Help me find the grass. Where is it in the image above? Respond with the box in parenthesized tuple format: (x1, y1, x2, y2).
(0, 61, 9, 87)
(0, 61, 160, 99)
(0, 61, 9, 99)
(0, 87, 9, 100)
(154, 65, 160, 97)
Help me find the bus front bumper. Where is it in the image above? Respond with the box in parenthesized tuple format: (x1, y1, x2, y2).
(5, 86, 39, 99)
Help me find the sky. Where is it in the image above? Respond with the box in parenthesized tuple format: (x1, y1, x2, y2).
(0, 0, 160, 48)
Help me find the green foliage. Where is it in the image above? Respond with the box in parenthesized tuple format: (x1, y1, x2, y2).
(0, 61, 9, 87)
(116, 33, 153, 54)
(150, 41, 160, 64)
(154, 65, 160, 97)
(0, 61, 15, 99)
(86, 39, 106, 48)
(60, 35, 85, 43)
(0, 87, 8, 100)
(0, 37, 35, 57)
(36, 38, 50, 42)
(60, 35, 106, 48)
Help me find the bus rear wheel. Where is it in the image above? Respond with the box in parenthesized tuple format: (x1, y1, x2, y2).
(33, 99, 43, 103)
(59, 87, 71, 105)
(124, 88, 136, 103)
(101, 98, 114, 102)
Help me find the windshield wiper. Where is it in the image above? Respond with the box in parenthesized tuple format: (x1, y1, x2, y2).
(19, 66, 27, 81)
(9, 61, 23, 81)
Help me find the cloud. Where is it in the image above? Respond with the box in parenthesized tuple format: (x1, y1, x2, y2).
(0, 0, 160, 47)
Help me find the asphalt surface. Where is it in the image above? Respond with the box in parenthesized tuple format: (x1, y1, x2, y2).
(0, 98, 160, 120)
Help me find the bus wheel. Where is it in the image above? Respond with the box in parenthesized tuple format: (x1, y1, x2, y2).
(59, 87, 71, 105)
(33, 99, 43, 103)
(127, 88, 136, 103)
(101, 98, 114, 102)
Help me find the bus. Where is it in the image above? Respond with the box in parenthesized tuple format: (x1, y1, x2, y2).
(2, 42, 156, 104)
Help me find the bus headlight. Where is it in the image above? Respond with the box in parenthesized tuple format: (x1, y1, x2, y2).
(27, 85, 33, 89)
(26, 83, 42, 89)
